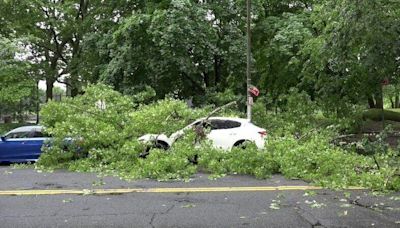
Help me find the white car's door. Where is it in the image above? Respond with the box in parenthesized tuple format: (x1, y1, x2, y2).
(206, 120, 242, 150)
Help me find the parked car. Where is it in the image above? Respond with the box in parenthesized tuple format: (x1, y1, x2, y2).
(0, 126, 50, 163)
(138, 117, 267, 151)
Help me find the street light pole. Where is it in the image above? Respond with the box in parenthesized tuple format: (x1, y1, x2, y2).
(246, 0, 252, 121)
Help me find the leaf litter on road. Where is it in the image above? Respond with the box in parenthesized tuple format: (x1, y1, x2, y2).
(62, 198, 73, 203)
(269, 200, 281, 210)
(338, 210, 348, 217)
(390, 196, 400, 201)
(82, 189, 94, 195)
(303, 190, 316, 197)
(305, 200, 326, 209)
(340, 203, 352, 208)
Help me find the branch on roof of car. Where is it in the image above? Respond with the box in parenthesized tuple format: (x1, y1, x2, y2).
(165, 110, 182, 121)
(205, 101, 237, 121)
(192, 101, 237, 143)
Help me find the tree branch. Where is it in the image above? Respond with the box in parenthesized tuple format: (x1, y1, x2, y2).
(205, 101, 237, 120)
(181, 72, 205, 93)
(55, 78, 73, 88)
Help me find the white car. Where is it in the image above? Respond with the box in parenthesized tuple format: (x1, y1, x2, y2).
(138, 117, 267, 151)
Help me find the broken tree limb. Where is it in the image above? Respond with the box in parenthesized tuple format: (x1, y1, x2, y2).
(205, 101, 237, 120)
(195, 101, 237, 143)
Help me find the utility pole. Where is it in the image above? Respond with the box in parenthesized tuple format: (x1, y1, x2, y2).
(36, 80, 40, 124)
(246, 0, 252, 120)
(382, 85, 385, 130)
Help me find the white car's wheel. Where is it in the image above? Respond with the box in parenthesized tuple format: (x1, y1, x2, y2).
(233, 140, 251, 149)
(140, 141, 170, 158)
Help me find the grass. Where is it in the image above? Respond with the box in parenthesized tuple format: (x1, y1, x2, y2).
(363, 109, 400, 122)
(11, 162, 34, 169)
(361, 109, 400, 132)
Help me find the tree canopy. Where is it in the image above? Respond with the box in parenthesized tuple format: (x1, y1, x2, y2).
(0, 36, 34, 104)
(0, 0, 399, 115)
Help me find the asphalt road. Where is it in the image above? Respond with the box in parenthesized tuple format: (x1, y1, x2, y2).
(0, 166, 399, 228)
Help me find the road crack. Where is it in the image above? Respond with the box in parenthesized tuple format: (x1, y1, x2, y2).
(148, 204, 175, 228)
(164, 205, 175, 214)
(149, 213, 156, 228)
(294, 206, 326, 228)
(349, 198, 395, 212)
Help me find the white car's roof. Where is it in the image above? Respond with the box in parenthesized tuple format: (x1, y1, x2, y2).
(7, 125, 43, 134)
(196, 117, 250, 123)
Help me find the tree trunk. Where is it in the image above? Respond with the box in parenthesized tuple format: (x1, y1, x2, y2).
(375, 88, 384, 109)
(46, 78, 55, 102)
(375, 93, 383, 109)
(69, 64, 80, 97)
(214, 55, 221, 87)
(70, 83, 80, 97)
(395, 95, 400, 108)
(203, 72, 210, 88)
(368, 96, 376, 108)
(17, 100, 24, 123)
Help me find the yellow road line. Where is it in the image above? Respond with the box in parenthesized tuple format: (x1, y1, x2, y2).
(0, 186, 365, 196)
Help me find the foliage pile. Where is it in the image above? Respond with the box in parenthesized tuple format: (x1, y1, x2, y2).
(36, 85, 400, 191)
(37, 84, 208, 172)
(252, 88, 364, 135)
(252, 88, 319, 135)
(268, 132, 399, 190)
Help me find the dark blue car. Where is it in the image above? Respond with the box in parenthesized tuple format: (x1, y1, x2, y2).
(0, 126, 49, 163)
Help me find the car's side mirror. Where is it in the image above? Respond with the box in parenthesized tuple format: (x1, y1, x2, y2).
(0, 136, 6, 142)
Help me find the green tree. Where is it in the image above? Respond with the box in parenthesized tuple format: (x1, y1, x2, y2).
(100, 0, 259, 103)
(1, 0, 143, 100)
(308, 0, 400, 109)
(0, 36, 34, 104)
(254, 10, 313, 106)
(0, 36, 37, 121)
